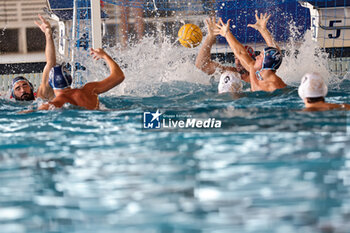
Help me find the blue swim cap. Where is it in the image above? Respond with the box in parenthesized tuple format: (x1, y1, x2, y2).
(11, 76, 34, 98)
(262, 47, 282, 71)
(49, 65, 72, 90)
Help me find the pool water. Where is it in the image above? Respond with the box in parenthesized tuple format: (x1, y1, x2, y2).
(1, 78, 350, 233)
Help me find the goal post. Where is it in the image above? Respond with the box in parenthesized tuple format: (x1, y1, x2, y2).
(91, 0, 103, 49)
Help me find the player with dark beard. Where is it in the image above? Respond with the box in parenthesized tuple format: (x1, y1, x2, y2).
(10, 14, 55, 101)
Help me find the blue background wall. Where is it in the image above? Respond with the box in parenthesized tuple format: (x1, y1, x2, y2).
(216, 0, 311, 44)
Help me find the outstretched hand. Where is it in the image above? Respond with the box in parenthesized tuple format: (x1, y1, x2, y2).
(214, 18, 231, 37)
(34, 14, 52, 35)
(248, 12, 271, 31)
(205, 17, 218, 38)
(90, 48, 108, 60)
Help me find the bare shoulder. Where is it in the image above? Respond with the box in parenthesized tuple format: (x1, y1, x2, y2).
(341, 103, 350, 110)
(263, 72, 286, 90)
(303, 107, 319, 112)
(328, 103, 350, 110)
(49, 95, 71, 108)
(304, 102, 350, 112)
(82, 82, 99, 92)
(273, 73, 287, 87)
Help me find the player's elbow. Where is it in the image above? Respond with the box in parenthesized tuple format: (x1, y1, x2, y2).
(45, 60, 56, 69)
(195, 61, 213, 75)
(113, 73, 125, 86)
(195, 58, 204, 70)
(237, 49, 246, 57)
(118, 74, 125, 84)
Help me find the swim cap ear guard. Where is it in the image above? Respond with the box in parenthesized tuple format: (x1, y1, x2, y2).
(255, 47, 283, 81)
(218, 71, 243, 94)
(298, 72, 328, 100)
(10, 76, 34, 99)
(262, 47, 282, 71)
(244, 45, 255, 59)
(49, 64, 73, 90)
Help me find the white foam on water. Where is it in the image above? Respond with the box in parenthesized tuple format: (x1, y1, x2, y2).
(74, 36, 210, 97)
(71, 19, 344, 97)
(278, 22, 333, 86)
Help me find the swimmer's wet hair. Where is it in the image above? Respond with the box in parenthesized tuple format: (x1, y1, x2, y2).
(306, 97, 325, 103)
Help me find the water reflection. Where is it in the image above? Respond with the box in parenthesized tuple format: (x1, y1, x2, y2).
(0, 89, 349, 232)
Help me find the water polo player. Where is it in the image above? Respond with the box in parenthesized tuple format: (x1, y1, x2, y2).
(11, 15, 56, 102)
(298, 72, 350, 111)
(218, 71, 243, 94)
(11, 77, 36, 101)
(33, 48, 124, 111)
(195, 17, 256, 94)
(215, 12, 287, 92)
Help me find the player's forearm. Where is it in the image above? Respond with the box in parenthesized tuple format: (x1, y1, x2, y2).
(103, 54, 125, 83)
(258, 28, 279, 50)
(195, 35, 216, 70)
(225, 32, 246, 58)
(45, 32, 56, 67)
(37, 32, 56, 100)
(225, 32, 252, 71)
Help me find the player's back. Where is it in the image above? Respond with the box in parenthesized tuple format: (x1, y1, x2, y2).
(52, 82, 100, 110)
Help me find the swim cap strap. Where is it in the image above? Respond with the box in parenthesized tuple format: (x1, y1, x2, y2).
(255, 71, 263, 81)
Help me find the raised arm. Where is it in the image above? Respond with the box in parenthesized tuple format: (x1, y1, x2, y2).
(195, 17, 234, 75)
(90, 48, 125, 94)
(214, 18, 254, 72)
(35, 14, 55, 101)
(248, 13, 280, 50)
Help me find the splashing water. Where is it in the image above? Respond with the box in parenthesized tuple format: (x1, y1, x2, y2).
(278, 22, 332, 86)
(74, 35, 211, 97)
(71, 19, 343, 98)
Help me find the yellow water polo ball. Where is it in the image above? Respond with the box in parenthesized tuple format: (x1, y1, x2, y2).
(178, 24, 203, 48)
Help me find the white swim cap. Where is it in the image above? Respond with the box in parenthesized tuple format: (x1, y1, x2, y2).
(218, 71, 242, 94)
(298, 72, 328, 99)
